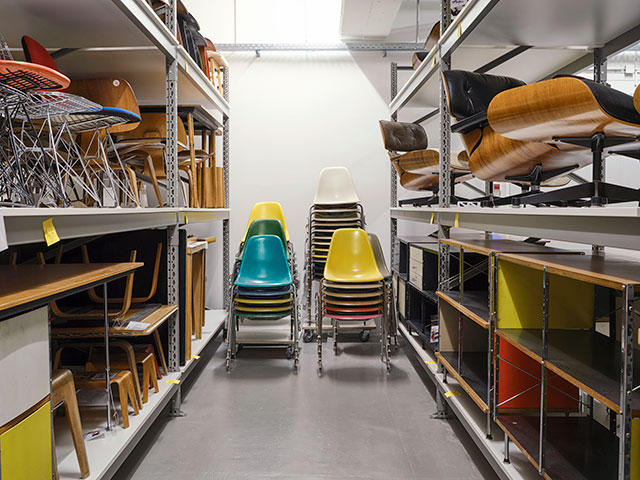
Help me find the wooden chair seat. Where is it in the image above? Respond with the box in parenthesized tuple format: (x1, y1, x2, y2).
(391, 149, 470, 174)
(73, 370, 139, 429)
(54, 340, 143, 411)
(87, 351, 159, 404)
(52, 369, 90, 480)
(488, 76, 640, 143)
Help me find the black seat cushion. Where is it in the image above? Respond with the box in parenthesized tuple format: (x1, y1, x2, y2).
(443, 70, 525, 120)
(379, 120, 428, 152)
(554, 75, 640, 126)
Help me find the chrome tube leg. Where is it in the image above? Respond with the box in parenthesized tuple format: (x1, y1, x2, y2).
(619, 284, 634, 480)
(503, 435, 510, 464)
(317, 290, 323, 376)
(103, 282, 112, 430)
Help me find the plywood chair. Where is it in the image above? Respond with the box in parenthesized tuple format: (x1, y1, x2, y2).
(379, 119, 472, 205)
(52, 369, 89, 479)
(412, 22, 440, 70)
(40, 250, 137, 321)
(73, 371, 138, 429)
(118, 112, 204, 206)
(487, 75, 640, 205)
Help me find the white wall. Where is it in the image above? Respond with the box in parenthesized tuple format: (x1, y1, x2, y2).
(225, 51, 393, 293)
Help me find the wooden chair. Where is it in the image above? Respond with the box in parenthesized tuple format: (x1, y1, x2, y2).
(81, 244, 162, 305)
(41, 250, 137, 321)
(52, 369, 90, 480)
(442, 70, 589, 184)
(117, 112, 207, 207)
(86, 351, 158, 404)
(486, 75, 640, 205)
(73, 371, 139, 429)
(53, 341, 143, 410)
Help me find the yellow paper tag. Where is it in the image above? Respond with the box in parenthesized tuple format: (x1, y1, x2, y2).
(191, 354, 200, 360)
(185, 213, 189, 224)
(454, 213, 460, 228)
(458, 23, 462, 38)
(425, 360, 437, 365)
(165, 379, 180, 384)
(430, 213, 434, 225)
(432, 55, 436, 66)
(445, 391, 460, 398)
(185, 60, 189, 73)
(43, 218, 60, 247)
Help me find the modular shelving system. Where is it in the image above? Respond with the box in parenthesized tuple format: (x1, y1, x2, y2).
(389, 1, 640, 479)
(1, 1, 230, 478)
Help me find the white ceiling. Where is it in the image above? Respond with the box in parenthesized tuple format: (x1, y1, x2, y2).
(340, 0, 440, 43)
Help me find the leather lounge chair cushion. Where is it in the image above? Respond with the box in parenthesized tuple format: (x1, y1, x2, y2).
(443, 70, 525, 120)
(379, 120, 428, 152)
(554, 75, 640, 125)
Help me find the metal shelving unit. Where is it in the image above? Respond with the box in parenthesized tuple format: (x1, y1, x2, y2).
(1, 0, 231, 477)
(388, 1, 640, 479)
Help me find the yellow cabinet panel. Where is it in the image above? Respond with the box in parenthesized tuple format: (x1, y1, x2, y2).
(0, 401, 52, 480)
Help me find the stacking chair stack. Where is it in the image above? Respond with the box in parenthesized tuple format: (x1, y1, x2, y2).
(304, 167, 369, 342)
(227, 235, 299, 373)
(316, 228, 391, 375)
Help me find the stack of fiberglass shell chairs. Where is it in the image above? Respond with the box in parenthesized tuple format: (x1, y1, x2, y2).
(227, 202, 299, 373)
(316, 228, 391, 375)
(304, 167, 370, 343)
(442, 70, 640, 207)
(0, 35, 141, 207)
(379, 120, 471, 206)
(368, 232, 399, 350)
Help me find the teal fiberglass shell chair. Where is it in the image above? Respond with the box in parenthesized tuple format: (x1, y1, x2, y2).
(227, 235, 299, 372)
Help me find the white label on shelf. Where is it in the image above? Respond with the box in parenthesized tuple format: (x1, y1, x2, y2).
(0, 214, 7, 253)
(124, 321, 148, 331)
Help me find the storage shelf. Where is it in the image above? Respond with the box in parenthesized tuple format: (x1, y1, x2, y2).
(403, 316, 437, 351)
(390, 0, 640, 112)
(0, 208, 229, 246)
(437, 350, 489, 413)
(3, 0, 229, 115)
(496, 415, 619, 480)
(407, 281, 439, 303)
(437, 290, 490, 328)
(55, 310, 225, 480)
(400, 322, 541, 480)
(497, 329, 640, 414)
(391, 207, 640, 251)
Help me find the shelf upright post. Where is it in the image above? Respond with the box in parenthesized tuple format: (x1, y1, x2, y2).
(437, 0, 453, 292)
(538, 267, 550, 475)
(163, 0, 184, 418)
(223, 67, 231, 311)
(593, 47, 607, 253)
(619, 283, 634, 479)
(390, 62, 399, 270)
(487, 252, 496, 439)
(434, 1, 452, 418)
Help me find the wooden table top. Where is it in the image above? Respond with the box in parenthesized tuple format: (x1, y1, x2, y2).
(51, 304, 177, 338)
(0, 263, 142, 314)
(442, 237, 582, 256)
(498, 253, 640, 290)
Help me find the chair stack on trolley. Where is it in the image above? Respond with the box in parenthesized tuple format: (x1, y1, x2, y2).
(226, 202, 300, 372)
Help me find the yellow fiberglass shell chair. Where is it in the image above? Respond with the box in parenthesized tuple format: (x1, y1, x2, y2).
(243, 202, 290, 241)
(313, 167, 360, 205)
(324, 229, 382, 283)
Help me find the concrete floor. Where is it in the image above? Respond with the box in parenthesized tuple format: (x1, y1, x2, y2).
(113, 332, 498, 480)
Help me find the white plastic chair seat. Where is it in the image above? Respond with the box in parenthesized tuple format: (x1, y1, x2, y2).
(313, 167, 360, 205)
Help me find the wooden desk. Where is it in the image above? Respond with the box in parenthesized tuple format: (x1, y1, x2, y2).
(0, 263, 143, 320)
(51, 305, 177, 375)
